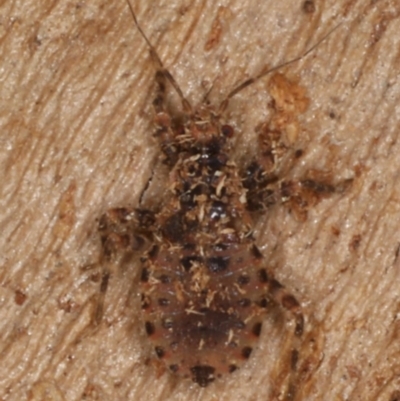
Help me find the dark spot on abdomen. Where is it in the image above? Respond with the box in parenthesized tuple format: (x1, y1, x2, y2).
(252, 322, 262, 337)
(258, 268, 268, 283)
(145, 321, 155, 336)
(190, 365, 216, 387)
(206, 256, 230, 273)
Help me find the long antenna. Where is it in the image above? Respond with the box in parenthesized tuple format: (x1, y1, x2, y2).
(218, 22, 343, 113)
(125, 0, 192, 112)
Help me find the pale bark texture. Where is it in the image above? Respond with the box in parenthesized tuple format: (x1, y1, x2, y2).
(1, 0, 400, 400)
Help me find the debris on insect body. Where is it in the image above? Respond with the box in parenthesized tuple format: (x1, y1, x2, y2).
(94, 0, 350, 395)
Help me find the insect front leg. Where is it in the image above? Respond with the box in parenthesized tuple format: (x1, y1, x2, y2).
(242, 123, 289, 212)
(94, 207, 155, 325)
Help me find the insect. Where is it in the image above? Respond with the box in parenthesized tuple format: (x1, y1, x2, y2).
(95, 0, 347, 396)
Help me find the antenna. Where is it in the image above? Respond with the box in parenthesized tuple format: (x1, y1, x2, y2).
(218, 22, 343, 113)
(125, 0, 192, 112)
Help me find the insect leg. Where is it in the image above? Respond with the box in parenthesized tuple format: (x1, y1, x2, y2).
(94, 207, 154, 324)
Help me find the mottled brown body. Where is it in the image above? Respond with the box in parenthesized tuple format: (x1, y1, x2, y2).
(139, 116, 275, 385)
(95, 0, 348, 394)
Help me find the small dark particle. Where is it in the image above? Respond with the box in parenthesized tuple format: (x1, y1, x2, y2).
(140, 267, 149, 282)
(241, 346, 253, 359)
(251, 244, 263, 259)
(282, 294, 300, 310)
(155, 346, 165, 358)
(221, 124, 234, 138)
(15, 289, 27, 306)
(258, 268, 268, 283)
(295, 149, 304, 158)
(252, 322, 262, 337)
(145, 321, 155, 336)
(206, 256, 230, 273)
(270, 278, 283, 291)
(180, 255, 203, 271)
(349, 234, 362, 252)
(169, 364, 179, 373)
(258, 298, 269, 308)
(303, 0, 316, 13)
(229, 364, 237, 373)
(237, 274, 251, 285)
(148, 244, 159, 259)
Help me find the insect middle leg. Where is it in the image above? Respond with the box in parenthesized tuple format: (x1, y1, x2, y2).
(94, 207, 154, 324)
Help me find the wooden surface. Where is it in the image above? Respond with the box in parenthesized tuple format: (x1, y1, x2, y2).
(1, 0, 400, 400)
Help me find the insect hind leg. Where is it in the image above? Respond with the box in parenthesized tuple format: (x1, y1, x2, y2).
(267, 277, 324, 401)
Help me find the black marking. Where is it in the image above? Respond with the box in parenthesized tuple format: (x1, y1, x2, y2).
(148, 244, 159, 259)
(190, 365, 216, 387)
(206, 256, 230, 273)
(295, 149, 304, 158)
(251, 244, 263, 259)
(258, 298, 269, 308)
(252, 322, 262, 337)
(140, 267, 149, 282)
(228, 364, 237, 373)
(180, 255, 203, 271)
(155, 346, 165, 358)
(145, 321, 155, 336)
(270, 278, 283, 291)
(258, 268, 268, 283)
(241, 346, 253, 359)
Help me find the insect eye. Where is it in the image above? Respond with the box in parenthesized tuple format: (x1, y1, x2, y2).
(221, 124, 234, 138)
